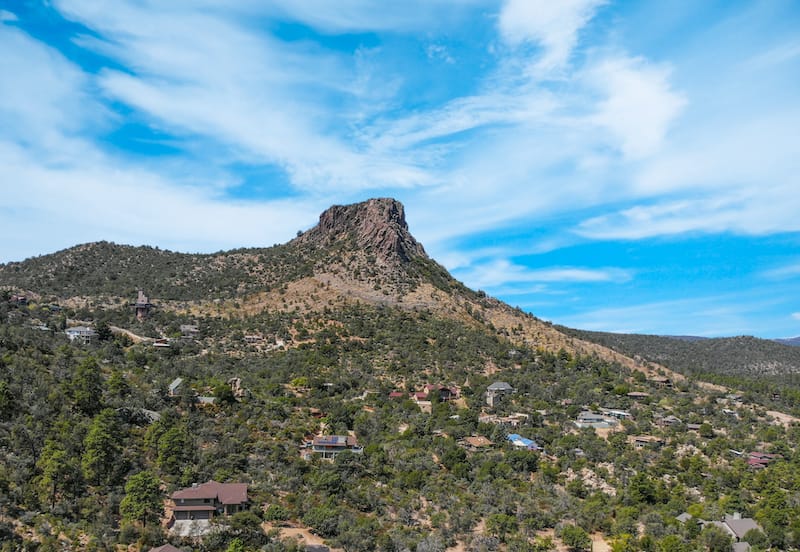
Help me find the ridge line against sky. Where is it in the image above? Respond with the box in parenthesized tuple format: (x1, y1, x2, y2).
(1, 0, 799, 338)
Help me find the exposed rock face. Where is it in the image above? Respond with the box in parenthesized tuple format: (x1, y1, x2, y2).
(295, 198, 427, 264)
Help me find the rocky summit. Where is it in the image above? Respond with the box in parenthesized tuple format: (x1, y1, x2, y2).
(294, 197, 427, 264)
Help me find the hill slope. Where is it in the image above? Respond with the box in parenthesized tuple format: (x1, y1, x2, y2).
(0, 198, 662, 374)
(560, 327, 800, 387)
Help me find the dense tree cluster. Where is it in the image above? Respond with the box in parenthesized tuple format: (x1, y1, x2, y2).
(0, 292, 798, 551)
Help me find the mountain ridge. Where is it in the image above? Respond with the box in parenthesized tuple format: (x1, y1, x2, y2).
(0, 198, 676, 380)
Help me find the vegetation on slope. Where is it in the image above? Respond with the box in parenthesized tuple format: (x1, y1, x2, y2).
(1, 294, 800, 551)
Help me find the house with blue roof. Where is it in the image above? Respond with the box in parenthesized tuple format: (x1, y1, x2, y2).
(507, 434, 541, 451)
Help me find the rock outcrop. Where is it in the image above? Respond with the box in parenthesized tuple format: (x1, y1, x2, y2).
(294, 198, 427, 264)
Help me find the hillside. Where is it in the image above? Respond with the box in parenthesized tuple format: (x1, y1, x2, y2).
(560, 328, 800, 402)
(2, 198, 800, 551)
(0, 199, 661, 375)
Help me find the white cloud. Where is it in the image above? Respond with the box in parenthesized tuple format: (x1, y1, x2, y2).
(762, 263, 800, 281)
(0, 141, 325, 262)
(0, 10, 17, 22)
(218, 0, 487, 33)
(0, 25, 106, 151)
(498, 0, 605, 71)
(586, 56, 686, 159)
(452, 258, 631, 290)
(54, 0, 436, 193)
(426, 44, 455, 64)
(558, 297, 755, 337)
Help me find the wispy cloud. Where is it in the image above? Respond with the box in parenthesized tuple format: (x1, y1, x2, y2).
(498, 0, 606, 72)
(2, 1, 800, 337)
(761, 263, 800, 281)
(586, 55, 686, 159)
(452, 258, 632, 290)
(558, 297, 755, 337)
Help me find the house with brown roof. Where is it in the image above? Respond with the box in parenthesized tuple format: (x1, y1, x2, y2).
(460, 435, 493, 451)
(170, 480, 249, 521)
(305, 435, 363, 461)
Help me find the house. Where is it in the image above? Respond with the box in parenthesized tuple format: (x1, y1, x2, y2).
(170, 481, 249, 521)
(747, 451, 781, 469)
(680, 512, 763, 545)
(478, 412, 529, 426)
(133, 290, 154, 320)
(600, 408, 632, 420)
(168, 378, 184, 397)
(9, 294, 28, 306)
(507, 433, 541, 451)
(461, 435, 493, 451)
(486, 381, 515, 407)
(388, 391, 406, 399)
(423, 384, 459, 401)
(649, 376, 672, 388)
(180, 324, 199, 337)
(65, 326, 97, 344)
(150, 545, 183, 552)
(657, 415, 682, 427)
(574, 411, 617, 429)
(713, 513, 763, 542)
(628, 435, 664, 449)
(626, 391, 650, 400)
(306, 435, 363, 460)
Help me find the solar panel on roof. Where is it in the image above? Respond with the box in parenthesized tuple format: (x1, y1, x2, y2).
(316, 436, 347, 445)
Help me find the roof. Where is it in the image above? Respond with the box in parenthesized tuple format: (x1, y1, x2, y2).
(507, 434, 539, 449)
(171, 481, 248, 505)
(732, 543, 751, 552)
(169, 378, 183, 391)
(463, 436, 492, 448)
(313, 435, 357, 447)
(724, 516, 761, 539)
(676, 513, 693, 523)
(487, 381, 513, 391)
(66, 326, 95, 334)
(629, 435, 663, 444)
(150, 546, 183, 552)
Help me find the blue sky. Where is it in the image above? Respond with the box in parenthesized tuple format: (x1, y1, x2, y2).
(1, 1, 799, 338)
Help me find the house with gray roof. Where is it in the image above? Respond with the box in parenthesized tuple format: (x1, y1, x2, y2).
(486, 381, 515, 407)
(65, 326, 97, 344)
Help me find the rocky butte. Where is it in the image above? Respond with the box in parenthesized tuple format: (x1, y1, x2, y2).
(293, 197, 427, 265)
